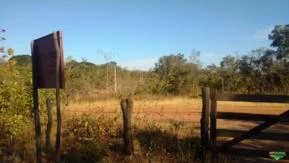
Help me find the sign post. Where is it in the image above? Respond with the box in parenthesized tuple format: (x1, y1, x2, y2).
(31, 31, 64, 163)
(54, 32, 62, 163)
(31, 41, 42, 163)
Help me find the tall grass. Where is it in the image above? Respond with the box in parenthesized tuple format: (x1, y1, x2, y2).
(1, 97, 287, 162)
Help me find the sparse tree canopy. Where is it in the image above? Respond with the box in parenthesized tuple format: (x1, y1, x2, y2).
(269, 24, 289, 59)
(9, 55, 31, 66)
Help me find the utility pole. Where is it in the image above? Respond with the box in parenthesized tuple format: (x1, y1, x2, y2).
(139, 71, 144, 83)
(221, 77, 224, 93)
(96, 49, 118, 95)
(106, 62, 109, 91)
(114, 64, 117, 94)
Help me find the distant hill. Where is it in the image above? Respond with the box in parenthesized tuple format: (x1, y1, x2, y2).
(10, 55, 31, 66)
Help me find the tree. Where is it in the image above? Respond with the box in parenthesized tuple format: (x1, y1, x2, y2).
(269, 24, 289, 93)
(189, 49, 201, 65)
(269, 24, 289, 60)
(220, 55, 238, 92)
(0, 28, 6, 63)
(154, 53, 201, 95)
(9, 55, 31, 66)
(154, 53, 187, 80)
(199, 64, 223, 91)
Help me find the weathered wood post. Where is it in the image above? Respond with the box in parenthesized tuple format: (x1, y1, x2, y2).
(46, 98, 53, 154)
(120, 98, 134, 155)
(210, 89, 217, 160)
(31, 31, 64, 163)
(54, 32, 62, 163)
(31, 41, 42, 163)
(201, 87, 210, 159)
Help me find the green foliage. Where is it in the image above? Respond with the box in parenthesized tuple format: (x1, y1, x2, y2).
(63, 114, 121, 143)
(66, 60, 105, 93)
(65, 142, 108, 163)
(63, 115, 119, 163)
(9, 55, 31, 66)
(65, 60, 107, 100)
(154, 53, 201, 96)
(0, 57, 32, 116)
(269, 24, 289, 59)
(136, 120, 200, 162)
(0, 113, 29, 146)
(0, 54, 64, 116)
(0, 30, 33, 116)
(0, 25, 288, 115)
(199, 24, 289, 94)
(63, 25, 289, 96)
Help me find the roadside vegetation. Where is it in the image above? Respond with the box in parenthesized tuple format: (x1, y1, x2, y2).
(0, 24, 288, 162)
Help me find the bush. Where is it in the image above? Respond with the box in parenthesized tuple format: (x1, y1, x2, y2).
(0, 113, 29, 146)
(62, 115, 117, 163)
(0, 60, 32, 116)
(65, 142, 108, 163)
(63, 114, 121, 143)
(135, 120, 201, 162)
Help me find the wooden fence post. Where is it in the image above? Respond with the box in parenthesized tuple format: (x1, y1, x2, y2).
(201, 87, 210, 158)
(210, 89, 217, 160)
(120, 98, 134, 155)
(46, 98, 53, 154)
(54, 32, 62, 163)
(31, 41, 42, 163)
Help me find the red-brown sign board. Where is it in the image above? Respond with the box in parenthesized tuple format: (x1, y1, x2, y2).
(32, 31, 65, 88)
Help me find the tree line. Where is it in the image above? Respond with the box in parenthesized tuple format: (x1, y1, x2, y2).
(153, 24, 289, 95)
(63, 24, 289, 98)
(0, 24, 288, 146)
(1, 24, 288, 106)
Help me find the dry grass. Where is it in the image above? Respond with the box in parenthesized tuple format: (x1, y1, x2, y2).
(64, 97, 289, 123)
(64, 97, 289, 135)
(64, 97, 289, 162)
(2, 97, 288, 162)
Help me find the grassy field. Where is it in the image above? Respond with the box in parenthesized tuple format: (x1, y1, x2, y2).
(65, 96, 289, 128)
(64, 97, 289, 162)
(1, 97, 289, 162)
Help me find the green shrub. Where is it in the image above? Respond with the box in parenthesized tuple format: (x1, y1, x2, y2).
(63, 114, 121, 143)
(136, 120, 201, 162)
(0, 62, 32, 116)
(63, 115, 116, 163)
(0, 113, 29, 146)
(65, 142, 108, 163)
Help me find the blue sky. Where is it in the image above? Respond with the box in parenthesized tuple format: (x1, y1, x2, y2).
(1, 0, 289, 70)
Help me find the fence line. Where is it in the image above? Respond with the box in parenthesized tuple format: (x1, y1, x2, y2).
(201, 87, 289, 160)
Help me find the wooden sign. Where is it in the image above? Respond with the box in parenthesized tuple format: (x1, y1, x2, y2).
(32, 31, 65, 88)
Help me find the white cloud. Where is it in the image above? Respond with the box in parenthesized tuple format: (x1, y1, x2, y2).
(199, 52, 222, 67)
(119, 57, 157, 71)
(251, 25, 274, 40)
